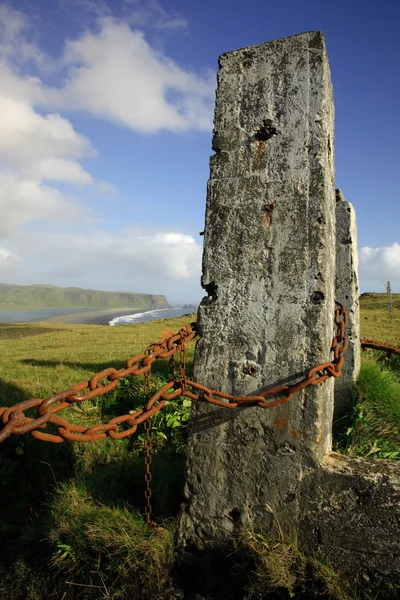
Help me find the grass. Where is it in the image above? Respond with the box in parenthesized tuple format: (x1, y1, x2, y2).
(0, 314, 196, 599)
(0, 295, 399, 598)
(0, 481, 175, 600)
(333, 293, 400, 460)
(334, 351, 400, 459)
(236, 508, 382, 600)
(359, 292, 400, 345)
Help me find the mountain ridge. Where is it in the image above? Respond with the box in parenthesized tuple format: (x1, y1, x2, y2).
(0, 283, 170, 310)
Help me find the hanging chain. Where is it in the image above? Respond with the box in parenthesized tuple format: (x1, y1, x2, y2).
(143, 357, 153, 525)
(179, 329, 187, 394)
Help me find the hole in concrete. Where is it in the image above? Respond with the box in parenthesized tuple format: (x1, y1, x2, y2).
(203, 281, 219, 303)
(311, 291, 325, 305)
(263, 202, 276, 229)
(254, 119, 278, 142)
(245, 364, 257, 376)
(227, 508, 241, 522)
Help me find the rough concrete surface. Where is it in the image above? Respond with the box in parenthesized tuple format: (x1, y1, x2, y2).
(179, 31, 400, 593)
(301, 453, 400, 589)
(335, 189, 361, 419)
(179, 31, 336, 549)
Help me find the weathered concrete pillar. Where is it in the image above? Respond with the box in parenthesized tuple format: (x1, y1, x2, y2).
(179, 31, 336, 549)
(334, 189, 360, 419)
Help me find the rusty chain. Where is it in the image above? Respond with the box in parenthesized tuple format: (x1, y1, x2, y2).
(143, 359, 153, 524)
(361, 338, 400, 356)
(0, 301, 350, 445)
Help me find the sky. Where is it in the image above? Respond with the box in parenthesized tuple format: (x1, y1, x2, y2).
(0, 0, 399, 302)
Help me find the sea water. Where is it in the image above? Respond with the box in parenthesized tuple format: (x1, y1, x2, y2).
(109, 307, 196, 326)
(0, 308, 84, 323)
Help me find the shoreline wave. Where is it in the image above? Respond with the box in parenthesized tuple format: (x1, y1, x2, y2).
(108, 307, 195, 326)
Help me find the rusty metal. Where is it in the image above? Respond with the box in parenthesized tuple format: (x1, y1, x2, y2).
(0, 303, 350, 445)
(143, 355, 153, 523)
(361, 338, 400, 356)
(144, 418, 153, 525)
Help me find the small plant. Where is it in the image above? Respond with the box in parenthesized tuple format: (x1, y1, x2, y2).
(104, 372, 192, 454)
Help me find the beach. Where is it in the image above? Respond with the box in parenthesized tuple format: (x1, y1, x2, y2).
(43, 308, 148, 325)
(0, 306, 197, 326)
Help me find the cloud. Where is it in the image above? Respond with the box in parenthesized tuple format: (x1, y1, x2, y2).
(45, 17, 214, 133)
(3, 228, 202, 295)
(0, 174, 80, 237)
(359, 242, 400, 285)
(0, 89, 95, 180)
(0, 4, 50, 69)
(0, 4, 207, 298)
(62, 0, 188, 31)
(0, 61, 95, 234)
(123, 0, 189, 30)
(0, 247, 20, 276)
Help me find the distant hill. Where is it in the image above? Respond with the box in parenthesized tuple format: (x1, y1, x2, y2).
(0, 284, 170, 310)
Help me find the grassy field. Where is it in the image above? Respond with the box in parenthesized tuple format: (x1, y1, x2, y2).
(0, 295, 399, 599)
(359, 292, 400, 344)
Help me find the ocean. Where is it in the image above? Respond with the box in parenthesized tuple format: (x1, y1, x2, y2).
(109, 307, 196, 326)
(0, 306, 197, 325)
(0, 308, 84, 323)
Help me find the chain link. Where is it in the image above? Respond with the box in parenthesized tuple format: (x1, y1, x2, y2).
(361, 338, 400, 355)
(143, 418, 153, 525)
(143, 355, 153, 524)
(0, 303, 352, 445)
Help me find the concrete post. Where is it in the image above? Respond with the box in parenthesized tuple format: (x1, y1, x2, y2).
(334, 189, 360, 420)
(179, 31, 336, 549)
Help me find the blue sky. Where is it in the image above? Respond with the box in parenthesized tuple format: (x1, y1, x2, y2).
(0, 0, 399, 302)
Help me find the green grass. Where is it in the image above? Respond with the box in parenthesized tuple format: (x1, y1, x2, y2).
(360, 292, 400, 345)
(0, 297, 399, 598)
(0, 481, 175, 600)
(0, 315, 196, 599)
(0, 315, 195, 404)
(331, 294, 400, 460)
(235, 509, 371, 600)
(334, 351, 400, 459)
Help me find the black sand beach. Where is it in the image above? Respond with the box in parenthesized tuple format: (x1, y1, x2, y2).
(43, 308, 146, 325)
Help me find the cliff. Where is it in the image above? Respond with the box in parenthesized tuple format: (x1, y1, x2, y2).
(0, 284, 170, 310)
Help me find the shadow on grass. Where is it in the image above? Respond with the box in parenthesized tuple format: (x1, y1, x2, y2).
(0, 374, 187, 561)
(20, 357, 190, 378)
(0, 376, 27, 406)
(0, 325, 65, 340)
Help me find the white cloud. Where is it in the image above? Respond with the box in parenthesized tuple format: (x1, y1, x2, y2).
(0, 174, 80, 237)
(359, 242, 400, 285)
(0, 91, 95, 178)
(45, 17, 214, 133)
(0, 63, 94, 233)
(0, 247, 21, 276)
(0, 5, 207, 298)
(3, 228, 202, 296)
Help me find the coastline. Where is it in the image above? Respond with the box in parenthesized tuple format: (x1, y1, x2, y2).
(43, 308, 149, 325)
